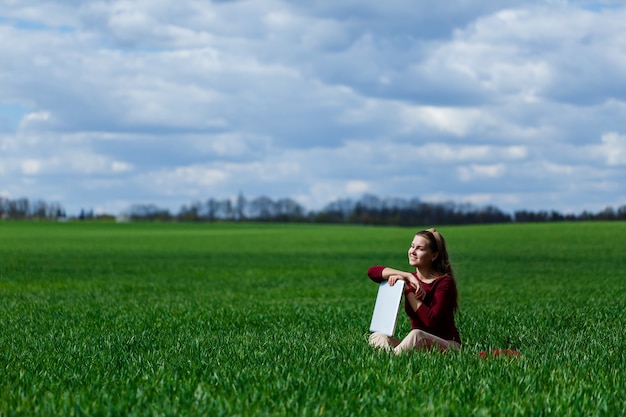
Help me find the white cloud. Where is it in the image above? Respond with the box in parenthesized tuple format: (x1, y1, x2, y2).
(148, 165, 230, 195)
(346, 180, 369, 195)
(6, 152, 131, 180)
(457, 163, 507, 182)
(111, 161, 133, 173)
(18, 111, 53, 130)
(20, 159, 42, 175)
(600, 132, 626, 166)
(400, 106, 494, 137)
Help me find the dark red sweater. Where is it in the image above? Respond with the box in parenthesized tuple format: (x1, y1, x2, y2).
(368, 266, 461, 344)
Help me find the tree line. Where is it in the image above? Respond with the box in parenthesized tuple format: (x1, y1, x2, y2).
(0, 197, 66, 220)
(3, 194, 626, 225)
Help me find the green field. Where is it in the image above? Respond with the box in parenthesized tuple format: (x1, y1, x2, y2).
(1, 221, 624, 416)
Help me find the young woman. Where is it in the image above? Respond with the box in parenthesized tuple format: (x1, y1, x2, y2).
(368, 228, 461, 354)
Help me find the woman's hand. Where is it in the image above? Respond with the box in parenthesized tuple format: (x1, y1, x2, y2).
(406, 275, 426, 300)
(387, 274, 405, 286)
(414, 282, 426, 300)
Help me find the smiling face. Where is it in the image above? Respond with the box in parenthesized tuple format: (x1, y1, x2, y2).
(407, 234, 439, 270)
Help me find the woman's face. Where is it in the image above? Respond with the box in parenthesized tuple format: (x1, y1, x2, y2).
(407, 235, 437, 269)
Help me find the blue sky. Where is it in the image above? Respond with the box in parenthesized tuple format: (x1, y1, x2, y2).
(1, 0, 626, 216)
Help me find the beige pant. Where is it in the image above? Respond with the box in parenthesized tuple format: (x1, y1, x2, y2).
(369, 330, 461, 355)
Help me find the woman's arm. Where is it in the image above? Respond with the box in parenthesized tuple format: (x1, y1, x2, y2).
(367, 266, 424, 297)
(367, 266, 413, 284)
(407, 277, 455, 327)
(405, 291, 423, 312)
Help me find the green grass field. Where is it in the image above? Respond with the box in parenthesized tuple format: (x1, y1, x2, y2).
(1, 221, 624, 416)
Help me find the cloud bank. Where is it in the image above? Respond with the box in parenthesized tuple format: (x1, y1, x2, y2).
(1, 0, 626, 215)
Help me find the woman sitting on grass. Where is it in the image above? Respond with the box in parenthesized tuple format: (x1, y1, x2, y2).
(368, 228, 461, 354)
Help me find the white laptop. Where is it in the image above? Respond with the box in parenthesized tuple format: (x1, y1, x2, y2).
(369, 280, 405, 336)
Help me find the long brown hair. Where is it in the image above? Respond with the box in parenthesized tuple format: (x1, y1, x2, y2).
(416, 227, 458, 311)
